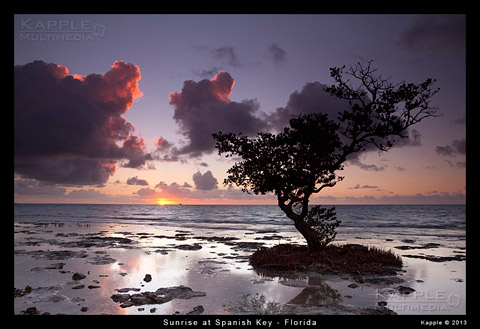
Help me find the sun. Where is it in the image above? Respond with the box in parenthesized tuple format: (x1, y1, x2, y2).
(155, 198, 173, 206)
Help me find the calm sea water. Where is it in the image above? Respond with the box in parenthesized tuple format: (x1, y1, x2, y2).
(14, 204, 466, 248)
(14, 203, 467, 315)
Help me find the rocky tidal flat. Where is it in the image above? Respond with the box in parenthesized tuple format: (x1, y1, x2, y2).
(14, 219, 466, 315)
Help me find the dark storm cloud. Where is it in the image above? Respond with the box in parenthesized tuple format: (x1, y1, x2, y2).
(265, 81, 351, 132)
(398, 15, 466, 55)
(169, 71, 267, 157)
(268, 43, 287, 67)
(14, 60, 150, 186)
(192, 170, 218, 191)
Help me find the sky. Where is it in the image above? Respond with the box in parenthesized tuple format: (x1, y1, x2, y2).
(13, 14, 466, 205)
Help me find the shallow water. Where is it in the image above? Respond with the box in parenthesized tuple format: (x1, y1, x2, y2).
(14, 204, 466, 315)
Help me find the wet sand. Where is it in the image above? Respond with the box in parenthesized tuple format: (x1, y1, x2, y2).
(14, 220, 466, 315)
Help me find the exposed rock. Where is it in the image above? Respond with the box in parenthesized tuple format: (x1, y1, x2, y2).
(31, 262, 66, 272)
(225, 241, 265, 250)
(87, 285, 101, 289)
(80, 307, 88, 312)
(28, 249, 88, 260)
(394, 246, 417, 250)
(14, 286, 32, 298)
(71, 285, 85, 290)
(395, 243, 441, 250)
(187, 305, 204, 315)
(144, 274, 152, 282)
(111, 285, 206, 308)
(256, 229, 280, 234)
(155, 285, 207, 299)
(348, 283, 358, 288)
(197, 236, 240, 242)
(19, 285, 67, 304)
(72, 272, 86, 281)
(116, 287, 141, 293)
(175, 243, 202, 251)
(86, 256, 117, 265)
(397, 286, 416, 295)
(111, 294, 131, 303)
(402, 254, 466, 262)
(119, 292, 171, 308)
(20, 307, 40, 315)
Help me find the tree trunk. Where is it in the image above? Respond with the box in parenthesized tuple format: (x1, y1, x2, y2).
(293, 218, 324, 252)
(278, 196, 323, 252)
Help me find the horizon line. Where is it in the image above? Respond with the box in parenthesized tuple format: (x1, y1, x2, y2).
(14, 202, 466, 206)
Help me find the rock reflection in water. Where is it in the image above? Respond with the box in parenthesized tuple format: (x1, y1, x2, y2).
(252, 266, 341, 309)
(287, 284, 341, 306)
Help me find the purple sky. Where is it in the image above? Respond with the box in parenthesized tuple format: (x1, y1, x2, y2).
(14, 14, 466, 204)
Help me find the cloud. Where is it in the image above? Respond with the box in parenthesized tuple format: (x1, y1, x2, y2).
(192, 170, 218, 190)
(66, 189, 111, 200)
(153, 181, 194, 199)
(14, 179, 67, 196)
(211, 46, 242, 68)
(14, 60, 150, 186)
(394, 129, 422, 147)
(265, 81, 350, 132)
(346, 158, 386, 171)
(451, 139, 466, 155)
(312, 192, 466, 204)
(169, 71, 267, 157)
(398, 15, 466, 55)
(191, 66, 225, 79)
(435, 145, 454, 157)
(126, 176, 149, 186)
(349, 184, 379, 189)
(154, 137, 173, 151)
(135, 188, 157, 196)
(435, 138, 466, 157)
(268, 43, 287, 67)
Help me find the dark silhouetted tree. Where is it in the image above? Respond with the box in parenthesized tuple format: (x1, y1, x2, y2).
(213, 60, 439, 252)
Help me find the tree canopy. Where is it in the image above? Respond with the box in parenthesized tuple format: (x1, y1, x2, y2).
(213, 60, 439, 251)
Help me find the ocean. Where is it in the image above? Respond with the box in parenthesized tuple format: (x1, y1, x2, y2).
(14, 203, 466, 315)
(14, 203, 466, 248)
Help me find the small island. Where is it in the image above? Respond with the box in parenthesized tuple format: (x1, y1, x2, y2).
(251, 243, 402, 275)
